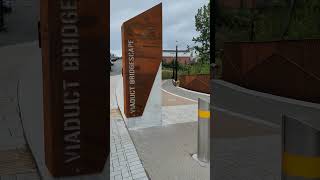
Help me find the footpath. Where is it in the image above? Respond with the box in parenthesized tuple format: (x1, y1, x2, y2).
(110, 109, 148, 180)
(110, 61, 149, 180)
(0, 4, 42, 179)
(129, 81, 210, 180)
(0, 42, 41, 180)
(110, 60, 210, 180)
(0, 6, 42, 180)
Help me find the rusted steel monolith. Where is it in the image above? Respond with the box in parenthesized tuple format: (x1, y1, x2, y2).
(121, 3, 162, 118)
(40, 0, 109, 177)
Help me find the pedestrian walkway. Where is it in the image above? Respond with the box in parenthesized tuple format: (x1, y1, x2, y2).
(110, 109, 149, 180)
(110, 60, 209, 179)
(130, 121, 210, 180)
(126, 81, 210, 180)
(162, 80, 209, 102)
(161, 89, 197, 125)
(0, 42, 41, 180)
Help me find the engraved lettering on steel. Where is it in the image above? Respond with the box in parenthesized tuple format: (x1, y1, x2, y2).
(121, 3, 162, 118)
(40, 0, 109, 177)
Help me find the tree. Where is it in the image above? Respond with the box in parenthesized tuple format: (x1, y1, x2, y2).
(193, 1, 210, 64)
(281, 0, 296, 39)
(285, 0, 320, 39)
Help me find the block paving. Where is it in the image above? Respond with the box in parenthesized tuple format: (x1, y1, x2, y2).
(0, 95, 40, 179)
(110, 109, 149, 180)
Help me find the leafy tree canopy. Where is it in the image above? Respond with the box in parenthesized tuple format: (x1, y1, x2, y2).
(193, 1, 210, 64)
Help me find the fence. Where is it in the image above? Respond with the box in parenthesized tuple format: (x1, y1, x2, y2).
(222, 39, 320, 104)
(179, 74, 210, 94)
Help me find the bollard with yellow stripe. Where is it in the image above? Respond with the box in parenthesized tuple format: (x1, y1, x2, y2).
(282, 115, 320, 180)
(197, 98, 210, 163)
(199, 109, 210, 119)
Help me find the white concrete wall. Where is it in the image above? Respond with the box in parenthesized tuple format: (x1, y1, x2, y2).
(116, 64, 162, 129)
(212, 80, 320, 130)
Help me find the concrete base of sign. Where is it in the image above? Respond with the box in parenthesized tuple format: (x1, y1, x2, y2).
(191, 154, 210, 167)
(116, 64, 162, 129)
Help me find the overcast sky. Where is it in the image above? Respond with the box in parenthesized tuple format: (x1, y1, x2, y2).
(110, 0, 209, 56)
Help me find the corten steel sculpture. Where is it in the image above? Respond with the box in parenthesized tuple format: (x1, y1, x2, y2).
(121, 3, 162, 118)
(40, 0, 109, 177)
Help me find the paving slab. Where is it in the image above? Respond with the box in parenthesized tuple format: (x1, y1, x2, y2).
(162, 90, 196, 106)
(129, 122, 210, 180)
(161, 104, 198, 125)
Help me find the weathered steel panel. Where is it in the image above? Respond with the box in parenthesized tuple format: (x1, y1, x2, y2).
(179, 75, 210, 94)
(222, 40, 320, 104)
(40, 0, 109, 177)
(121, 3, 162, 118)
(222, 43, 243, 83)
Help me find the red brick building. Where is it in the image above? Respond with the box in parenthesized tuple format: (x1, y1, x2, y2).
(162, 51, 193, 65)
(162, 56, 191, 65)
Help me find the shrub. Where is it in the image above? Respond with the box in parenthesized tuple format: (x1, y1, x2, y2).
(162, 69, 173, 80)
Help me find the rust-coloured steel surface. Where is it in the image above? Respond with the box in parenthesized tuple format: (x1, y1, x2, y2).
(40, 0, 109, 177)
(222, 40, 320, 104)
(179, 75, 210, 94)
(121, 3, 162, 118)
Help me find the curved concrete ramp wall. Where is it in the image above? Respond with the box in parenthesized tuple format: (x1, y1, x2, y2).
(212, 80, 320, 130)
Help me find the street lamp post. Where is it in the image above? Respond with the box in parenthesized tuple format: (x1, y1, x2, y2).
(175, 43, 178, 82)
(172, 57, 175, 79)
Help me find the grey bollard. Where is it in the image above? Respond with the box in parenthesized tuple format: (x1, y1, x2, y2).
(282, 115, 320, 179)
(198, 98, 210, 163)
